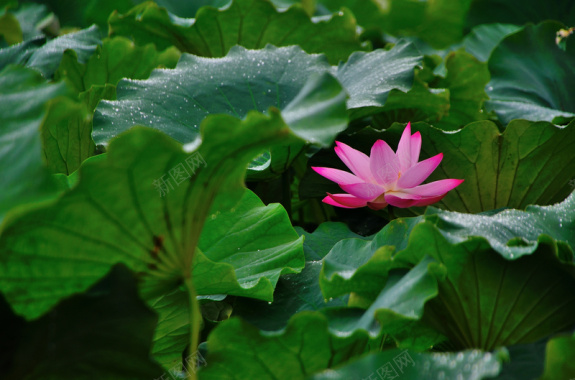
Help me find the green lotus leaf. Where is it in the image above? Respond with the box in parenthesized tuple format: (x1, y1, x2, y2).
(320, 217, 422, 300)
(334, 40, 423, 120)
(148, 288, 190, 371)
(93, 45, 345, 146)
(41, 96, 95, 175)
(302, 119, 575, 214)
(0, 109, 304, 321)
(321, 256, 446, 350)
(320, 192, 575, 300)
(371, 71, 450, 128)
(199, 312, 369, 379)
(367, 0, 473, 49)
(0, 65, 71, 223)
(388, 120, 575, 213)
(426, 190, 575, 260)
(230, 221, 375, 333)
(486, 21, 575, 124)
(310, 348, 502, 380)
(109, 0, 365, 65)
(318, 195, 575, 350)
(463, 23, 522, 62)
(415, 225, 575, 350)
(1, 264, 164, 380)
(94, 45, 348, 178)
(0, 24, 101, 78)
(231, 261, 348, 332)
(55, 36, 180, 95)
(433, 50, 489, 130)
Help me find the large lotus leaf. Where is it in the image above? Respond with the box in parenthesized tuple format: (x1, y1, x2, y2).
(486, 21, 575, 125)
(467, 0, 575, 28)
(319, 214, 575, 351)
(0, 65, 71, 223)
(321, 192, 575, 301)
(334, 40, 423, 120)
(2, 264, 164, 380)
(387, 120, 575, 213)
(148, 288, 190, 371)
(198, 189, 303, 295)
(229, 222, 375, 333)
(433, 50, 489, 130)
(94, 45, 348, 179)
(321, 256, 446, 350)
(366, 48, 488, 130)
(0, 109, 304, 320)
(93, 45, 343, 144)
(55, 37, 180, 94)
(415, 225, 575, 350)
(199, 312, 369, 379)
(426, 190, 575, 260)
(109, 0, 364, 65)
(310, 349, 502, 380)
(0, 25, 102, 78)
(371, 72, 450, 128)
(463, 23, 522, 62)
(370, 0, 473, 49)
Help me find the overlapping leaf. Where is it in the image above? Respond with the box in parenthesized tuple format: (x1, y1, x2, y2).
(0, 110, 304, 320)
(463, 23, 522, 62)
(370, 0, 473, 49)
(0, 65, 69, 222)
(109, 0, 365, 64)
(0, 25, 101, 78)
(93, 45, 343, 145)
(318, 194, 575, 350)
(335, 40, 423, 120)
(150, 188, 303, 369)
(55, 36, 180, 94)
(433, 50, 490, 130)
(486, 21, 575, 124)
(199, 312, 369, 379)
(295, 222, 371, 261)
(41, 97, 94, 175)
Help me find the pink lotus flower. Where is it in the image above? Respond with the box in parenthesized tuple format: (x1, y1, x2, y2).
(312, 123, 464, 210)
